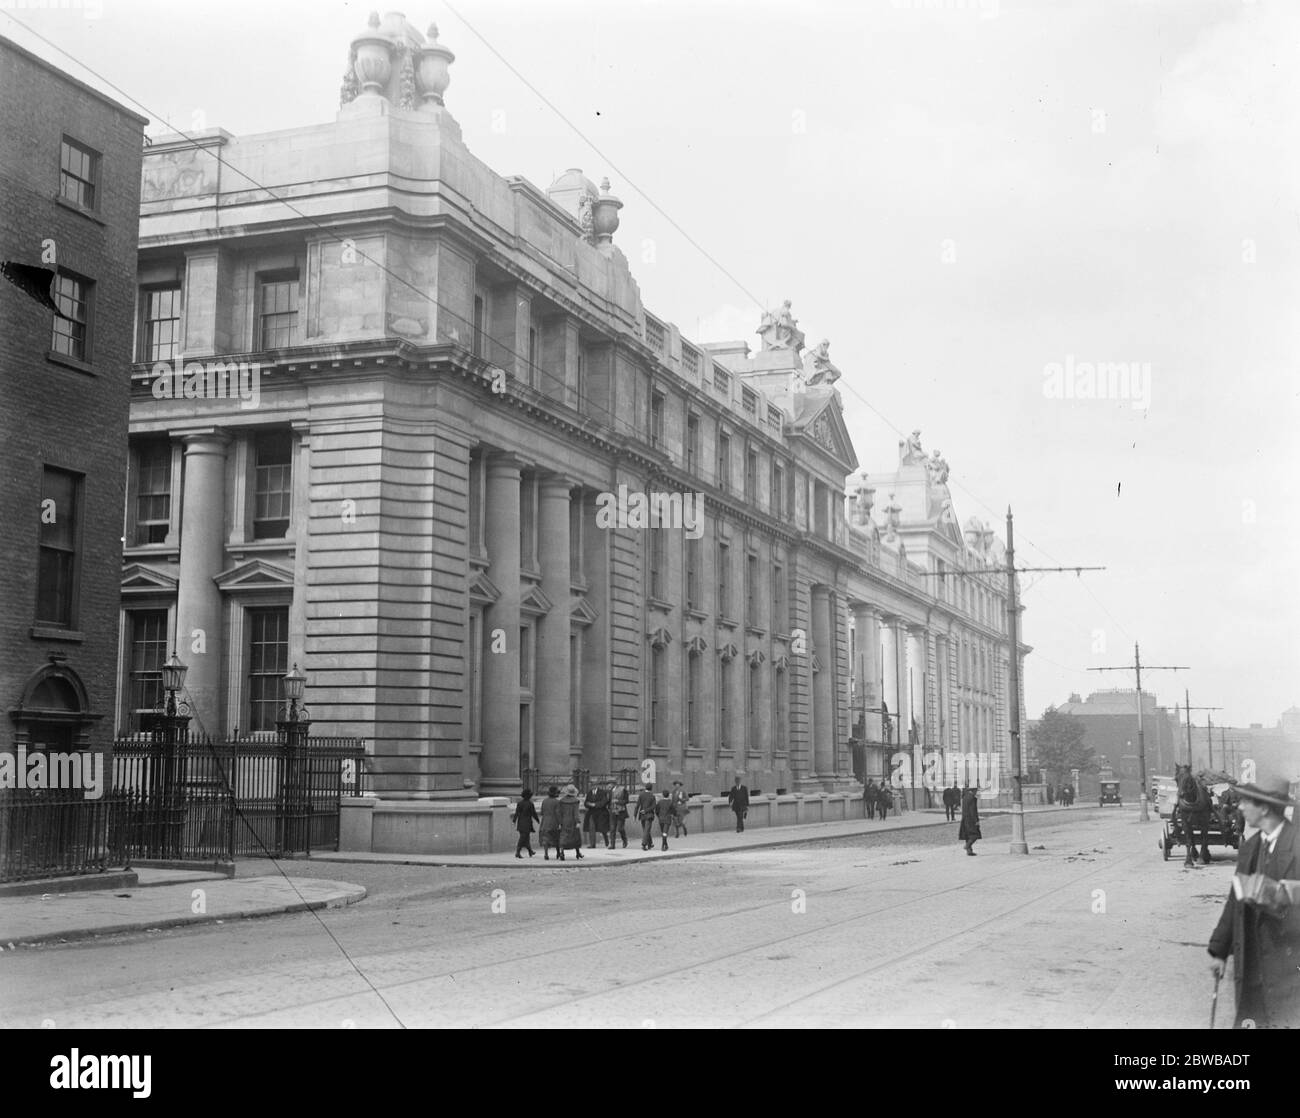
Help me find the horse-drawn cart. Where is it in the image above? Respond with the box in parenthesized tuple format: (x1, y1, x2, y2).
(1156, 769, 1241, 863)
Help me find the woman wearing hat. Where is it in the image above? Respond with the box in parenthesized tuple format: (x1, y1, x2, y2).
(557, 784, 585, 860)
(538, 786, 563, 860)
(1208, 774, 1300, 1027)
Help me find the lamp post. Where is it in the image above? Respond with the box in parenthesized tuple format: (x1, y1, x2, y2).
(151, 652, 191, 858)
(276, 664, 311, 856)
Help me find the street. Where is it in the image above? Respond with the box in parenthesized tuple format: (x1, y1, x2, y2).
(0, 809, 1238, 1029)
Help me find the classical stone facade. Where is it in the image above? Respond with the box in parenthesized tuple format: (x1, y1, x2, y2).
(1, 37, 145, 770)
(115, 15, 1026, 849)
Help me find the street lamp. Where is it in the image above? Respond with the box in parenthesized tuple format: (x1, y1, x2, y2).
(160, 651, 189, 711)
(277, 664, 311, 856)
(150, 651, 191, 858)
(282, 663, 307, 722)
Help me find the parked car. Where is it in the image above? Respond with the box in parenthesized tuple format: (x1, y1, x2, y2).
(1099, 780, 1122, 806)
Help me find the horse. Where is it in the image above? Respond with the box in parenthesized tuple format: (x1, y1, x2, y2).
(1174, 764, 1212, 866)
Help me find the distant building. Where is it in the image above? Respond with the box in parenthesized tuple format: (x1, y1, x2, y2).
(0, 38, 145, 773)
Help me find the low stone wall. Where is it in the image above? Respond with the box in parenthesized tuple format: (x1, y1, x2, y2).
(340, 796, 516, 855)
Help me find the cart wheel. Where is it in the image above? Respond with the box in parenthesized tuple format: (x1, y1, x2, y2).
(1162, 829, 1170, 861)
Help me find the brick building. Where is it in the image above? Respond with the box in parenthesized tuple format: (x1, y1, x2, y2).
(0, 37, 145, 766)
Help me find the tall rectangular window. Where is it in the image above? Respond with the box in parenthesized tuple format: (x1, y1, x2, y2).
(772, 562, 784, 634)
(51, 270, 92, 361)
(774, 668, 787, 753)
(248, 607, 289, 731)
(649, 524, 665, 600)
(650, 646, 663, 747)
(519, 625, 533, 688)
(685, 536, 700, 610)
(717, 431, 731, 490)
(141, 286, 181, 362)
(687, 653, 700, 749)
(746, 553, 758, 627)
(253, 429, 293, 539)
(719, 659, 731, 751)
(686, 414, 700, 475)
(650, 390, 665, 449)
(468, 448, 484, 557)
(258, 272, 298, 349)
(134, 438, 171, 545)
(745, 449, 757, 503)
(128, 609, 168, 723)
(772, 463, 785, 518)
(36, 467, 80, 627)
(576, 347, 586, 407)
(59, 137, 98, 210)
(469, 613, 483, 744)
(748, 664, 759, 747)
(528, 326, 537, 386)
(569, 492, 583, 580)
(717, 541, 730, 617)
(473, 293, 485, 357)
(519, 474, 536, 570)
(814, 480, 829, 537)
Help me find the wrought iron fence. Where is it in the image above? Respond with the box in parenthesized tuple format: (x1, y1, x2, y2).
(0, 731, 369, 882)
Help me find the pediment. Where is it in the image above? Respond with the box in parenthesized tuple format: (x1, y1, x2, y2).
(790, 392, 859, 473)
(469, 567, 501, 606)
(520, 583, 555, 618)
(213, 558, 294, 592)
(121, 563, 178, 595)
(570, 596, 599, 627)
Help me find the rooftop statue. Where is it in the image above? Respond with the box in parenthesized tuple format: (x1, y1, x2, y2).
(900, 429, 924, 464)
(805, 338, 841, 385)
(757, 299, 805, 352)
(927, 449, 949, 486)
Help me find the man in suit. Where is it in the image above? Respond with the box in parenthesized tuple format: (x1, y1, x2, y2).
(727, 775, 750, 832)
(863, 778, 877, 820)
(635, 783, 659, 851)
(1208, 775, 1300, 1028)
(670, 780, 690, 837)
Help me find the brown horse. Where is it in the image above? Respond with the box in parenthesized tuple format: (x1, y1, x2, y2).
(1174, 764, 1212, 866)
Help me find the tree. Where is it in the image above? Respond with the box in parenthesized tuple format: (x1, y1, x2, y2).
(1028, 707, 1097, 786)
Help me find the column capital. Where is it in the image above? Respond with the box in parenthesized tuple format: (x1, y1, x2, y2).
(538, 474, 578, 498)
(486, 452, 525, 478)
(173, 428, 231, 454)
(811, 584, 831, 602)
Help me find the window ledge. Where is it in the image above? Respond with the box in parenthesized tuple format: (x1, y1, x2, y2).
(227, 539, 294, 556)
(46, 351, 96, 376)
(30, 626, 84, 642)
(716, 616, 739, 630)
(686, 608, 709, 622)
(647, 596, 674, 613)
(54, 195, 106, 226)
(123, 543, 179, 560)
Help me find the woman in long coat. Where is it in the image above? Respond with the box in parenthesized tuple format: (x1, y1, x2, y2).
(557, 784, 585, 860)
(538, 785, 563, 860)
(514, 788, 540, 859)
(959, 785, 981, 855)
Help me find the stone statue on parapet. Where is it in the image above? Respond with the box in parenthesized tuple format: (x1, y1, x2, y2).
(884, 492, 902, 539)
(900, 429, 925, 464)
(805, 338, 841, 385)
(756, 299, 805, 352)
(852, 478, 875, 525)
(926, 449, 949, 486)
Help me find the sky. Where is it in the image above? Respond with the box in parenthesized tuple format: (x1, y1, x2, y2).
(5, 0, 1297, 732)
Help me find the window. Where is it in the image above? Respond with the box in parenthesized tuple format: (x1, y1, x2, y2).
(717, 541, 730, 617)
(468, 448, 484, 557)
(745, 449, 757, 503)
(576, 348, 585, 406)
(719, 658, 731, 751)
(469, 613, 483, 744)
(519, 625, 533, 688)
(258, 272, 298, 349)
(127, 610, 169, 723)
(528, 327, 537, 387)
(772, 562, 785, 634)
(141, 286, 181, 362)
(569, 492, 583, 580)
(650, 645, 663, 747)
(59, 137, 98, 210)
(248, 607, 289, 732)
(746, 554, 758, 627)
(687, 652, 700, 749)
(814, 480, 829, 537)
(36, 467, 80, 627)
(686, 414, 700, 475)
(519, 473, 536, 570)
(649, 524, 665, 600)
(473, 293, 485, 357)
(253, 430, 293, 539)
(651, 391, 665, 449)
(774, 664, 787, 753)
(717, 431, 731, 490)
(51, 270, 92, 361)
(686, 536, 700, 610)
(748, 662, 759, 747)
(771, 463, 785, 518)
(134, 438, 171, 545)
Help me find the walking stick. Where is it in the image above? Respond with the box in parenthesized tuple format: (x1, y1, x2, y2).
(1209, 970, 1221, 1029)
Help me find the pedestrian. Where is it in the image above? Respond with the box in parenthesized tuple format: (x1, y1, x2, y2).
(1046, 782, 1055, 806)
(1208, 774, 1300, 1028)
(727, 775, 750, 832)
(513, 787, 539, 859)
(670, 780, 690, 837)
(877, 782, 893, 822)
(538, 785, 562, 860)
(655, 790, 674, 851)
(959, 784, 981, 855)
(863, 778, 877, 820)
(584, 782, 610, 848)
(608, 783, 630, 848)
(941, 782, 957, 822)
(636, 783, 658, 850)
(557, 783, 584, 861)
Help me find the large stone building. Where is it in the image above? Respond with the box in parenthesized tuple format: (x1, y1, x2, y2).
(115, 14, 1026, 850)
(1, 37, 145, 781)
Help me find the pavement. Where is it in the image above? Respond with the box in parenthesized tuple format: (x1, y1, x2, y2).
(0, 805, 1080, 947)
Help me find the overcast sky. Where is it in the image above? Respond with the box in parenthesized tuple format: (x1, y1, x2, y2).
(7, 0, 1297, 734)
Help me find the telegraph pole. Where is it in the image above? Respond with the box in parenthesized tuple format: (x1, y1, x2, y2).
(1183, 691, 1222, 769)
(916, 508, 1103, 855)
(1088, 644, 1188, 821)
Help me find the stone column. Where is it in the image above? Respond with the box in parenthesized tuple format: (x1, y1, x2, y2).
(174, 430, 229, 730)
(881, 617, 899, 749)
(811, 586, 834, 780)
(535, 476, 573, 774)
(481, 454, 522, 795)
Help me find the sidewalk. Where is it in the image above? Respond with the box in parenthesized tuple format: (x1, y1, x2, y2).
(310, 803, 1076, 869)
(0, 867, 366, 948)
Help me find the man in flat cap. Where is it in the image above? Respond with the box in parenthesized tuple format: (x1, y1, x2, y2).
(1208, 773, 1300, 1028)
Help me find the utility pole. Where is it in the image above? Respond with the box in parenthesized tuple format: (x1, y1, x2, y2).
(1088, 645, 1188, 821)
(916, 508, 1103, 855)
(1183, 691, 1222, 769)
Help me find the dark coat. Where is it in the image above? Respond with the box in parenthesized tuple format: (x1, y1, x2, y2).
(584, 786, 610, 830)
(1209, 820, 1300, 1027)
(958, 790, 981, 841)
(863, 782, 879, 804)
(654, 796, 674, 826)
(877, 785, 894, 809)
(635, 788, 658, 820)
(558, 797, 583, 849)
(942, 786, 957, 808)
(610, 787, 630, 819)
(514, 798, 539, 836)
(538, 795, 562, 843)
(728, 783, 750, 812)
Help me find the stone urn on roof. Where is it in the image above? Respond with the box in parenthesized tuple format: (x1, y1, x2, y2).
(416, 22, 455, 107)
(351, 12, 394, 96)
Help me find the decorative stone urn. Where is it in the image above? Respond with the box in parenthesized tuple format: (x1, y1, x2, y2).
(352, 12, 394, 95)
(591, 177, 623, 245)
(415, 22, 455, 106)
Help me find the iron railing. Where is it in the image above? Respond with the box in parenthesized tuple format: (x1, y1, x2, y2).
(0, 790, 126, 882)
